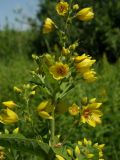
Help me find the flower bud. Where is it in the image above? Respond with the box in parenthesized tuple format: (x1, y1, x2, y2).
(13, 86, 22, 93)
(0, 108, 18, 124)
(81, 97, 88, 106)
(2, 101, 16, 109)
(76, 7, 94, 21)
(43, 18, 55, 34)
(62, 47, 70, 56)
(68, 103, 80, 116)
(73, 4, 79, 10)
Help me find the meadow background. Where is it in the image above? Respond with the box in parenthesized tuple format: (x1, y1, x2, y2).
(0, 0, 120, 160)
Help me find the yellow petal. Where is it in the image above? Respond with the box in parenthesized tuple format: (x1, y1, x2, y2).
(2, 101, 16, 109)
(38, 111, 53, 119)
(87, 118, 96, 127)
(37, 101, 49, 111)
(67, 149, 73, 157)
(13, 128, 19, 134)
(55, 154, 65, 160)
(75, 145, 80, 156)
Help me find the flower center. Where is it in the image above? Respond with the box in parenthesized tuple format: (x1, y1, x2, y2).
(60, 5, 66, 12)
(71, 107, 78, 113)
(83, 109, 90, 118)
(57, 66, 66, 75)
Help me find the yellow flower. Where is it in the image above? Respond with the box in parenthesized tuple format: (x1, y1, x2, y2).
(74, 54, 96, 76)
(50, 62, 69, 80)
(37, 100, 53, 119)
(2, 101, 16, 109)
(81, 102, 102, 127)
(74, 54, 90, 63)
(56, 1, 69, 16)
(76, 7, 94, 21)
(83, 70, 97, 82)
(62, 47, 70, 56)
(0, 108, 18, 124)
(68, 103, 80, 116)
(43, 18, 55, 34)
(75, 58, 96, 69)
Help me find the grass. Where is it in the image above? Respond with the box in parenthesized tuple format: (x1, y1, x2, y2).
(0, 54, 34, 101)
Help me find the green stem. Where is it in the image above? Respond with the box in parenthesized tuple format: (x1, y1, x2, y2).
(50, 110, 55, 147)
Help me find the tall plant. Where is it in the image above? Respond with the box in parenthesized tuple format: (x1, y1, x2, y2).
(0, 1, 104, 159)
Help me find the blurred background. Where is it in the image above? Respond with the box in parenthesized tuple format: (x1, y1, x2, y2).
(0, 0, 120, 160)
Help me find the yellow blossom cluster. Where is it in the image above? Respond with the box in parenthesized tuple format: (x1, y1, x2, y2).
(81, 98, 102, 127)
(68, 98, 102, 127)
(74, 54, 97, 82)
(67, 138, 105, 160)
(43, 1, 94, 34)
(37, 100, 54, 119)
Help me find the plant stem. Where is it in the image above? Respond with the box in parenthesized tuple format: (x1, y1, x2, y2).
(50, 110, 55, 147)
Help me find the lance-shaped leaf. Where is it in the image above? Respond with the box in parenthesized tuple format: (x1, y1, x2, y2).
(0, 134, 55, 160)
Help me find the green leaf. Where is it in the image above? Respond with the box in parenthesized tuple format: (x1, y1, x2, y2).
(0, 134, 55, 160)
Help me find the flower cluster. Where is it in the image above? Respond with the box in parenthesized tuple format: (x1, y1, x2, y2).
(0, 1, 105, 160)
(37, 100, 53, 119)
(66, 138, 105, 160)
(43, 1, 94, 34)
(74, 54, 97, 82)
(81, 98, 102, 127)
(68, 98, 103, 127)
